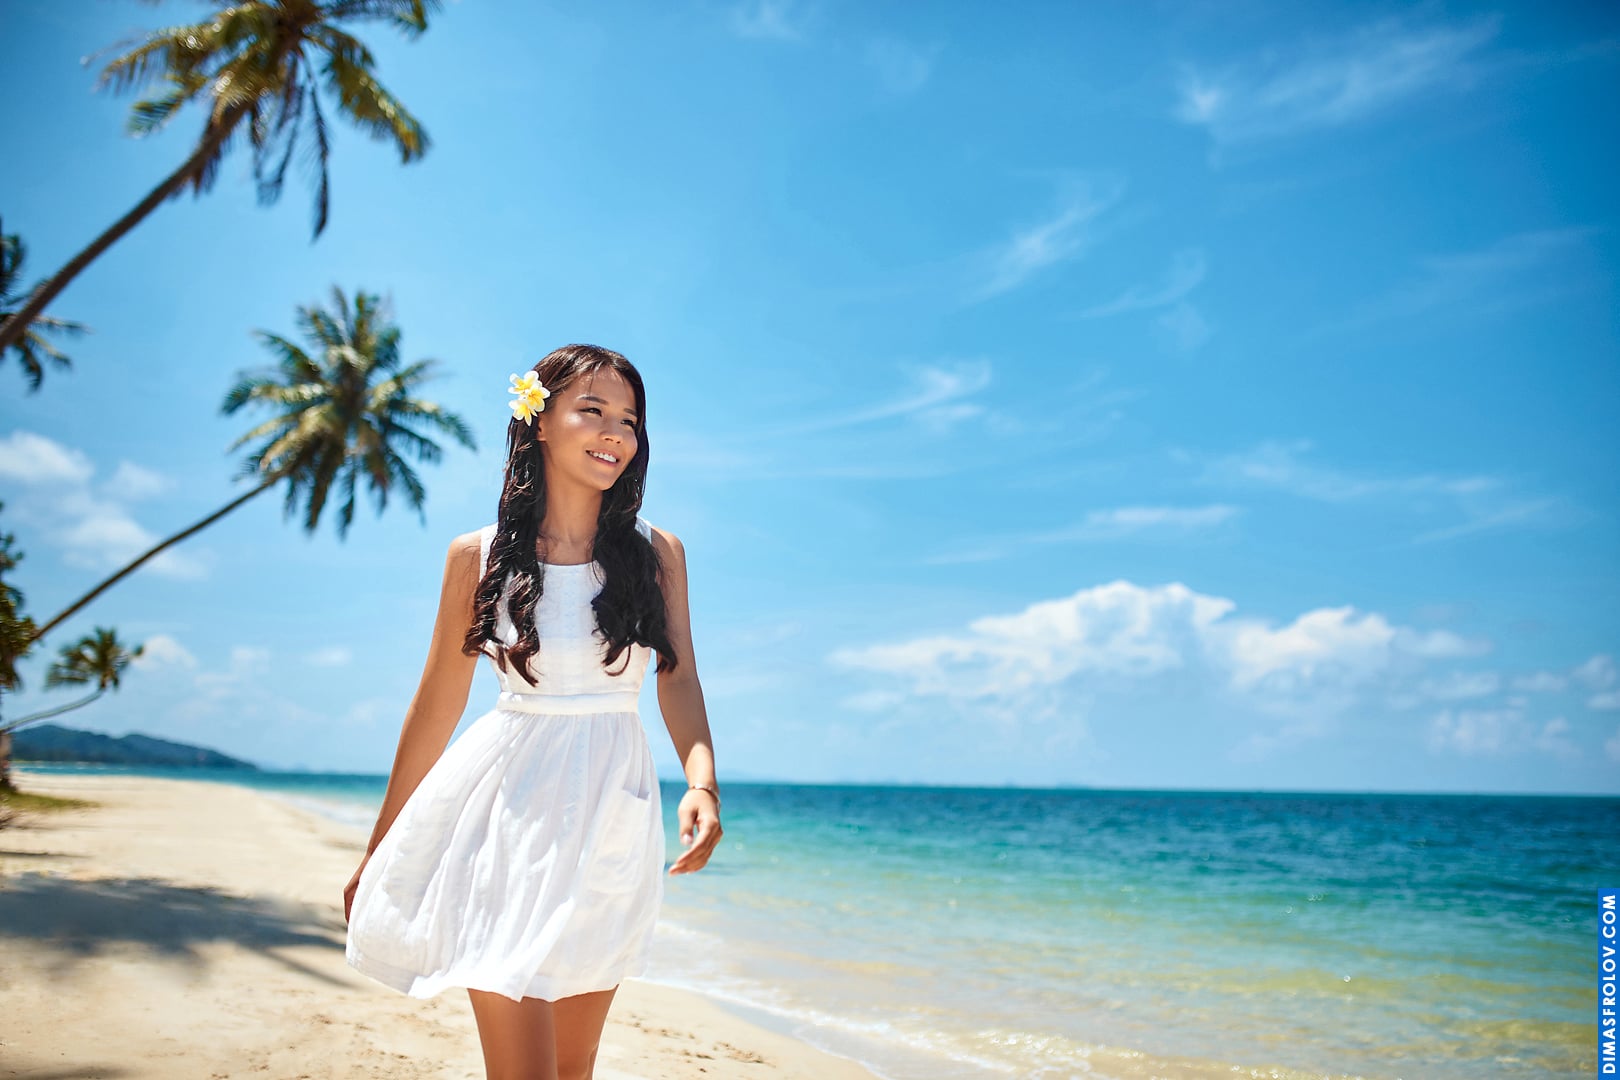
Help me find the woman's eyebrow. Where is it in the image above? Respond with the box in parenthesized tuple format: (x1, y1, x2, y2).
(577, 393, 638, 419)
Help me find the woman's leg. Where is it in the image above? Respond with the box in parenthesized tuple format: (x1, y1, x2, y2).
(468, 988, 558, 1080)
(552, 985, 619, 1080)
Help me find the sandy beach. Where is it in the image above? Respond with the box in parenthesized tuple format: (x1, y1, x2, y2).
(0, 770, 879, 1080)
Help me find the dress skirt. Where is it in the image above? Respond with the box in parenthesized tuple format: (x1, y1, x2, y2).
(344, 688, 665, 1002)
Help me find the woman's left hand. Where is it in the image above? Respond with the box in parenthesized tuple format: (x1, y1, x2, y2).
(668, 788, 722, 874)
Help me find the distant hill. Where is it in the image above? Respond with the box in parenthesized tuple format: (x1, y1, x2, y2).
(11, 723, 260, 769)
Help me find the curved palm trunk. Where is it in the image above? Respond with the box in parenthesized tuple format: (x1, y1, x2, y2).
(0, 688, 107, 737)
(29, 473, 279, 646)
(0, 106, 245, 356)
(0, 687, 105, 791)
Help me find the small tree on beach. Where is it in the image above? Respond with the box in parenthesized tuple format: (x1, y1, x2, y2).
(0, 629, 145, 791)
(0, 508, 145, 792)
(1, 220, 90, 393)
(27, 285, 475, 646)
(0, 0, 442, 357)
(0, 509, 36, 703)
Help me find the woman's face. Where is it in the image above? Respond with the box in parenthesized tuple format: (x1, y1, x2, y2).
(535, 367, 640, 491)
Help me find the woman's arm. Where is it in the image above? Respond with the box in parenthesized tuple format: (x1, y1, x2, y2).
(650, 526, 722, 874)
(361, 532, 483, 857)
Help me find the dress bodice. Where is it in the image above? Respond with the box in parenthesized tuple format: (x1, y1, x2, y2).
(476, 518, 656, 699)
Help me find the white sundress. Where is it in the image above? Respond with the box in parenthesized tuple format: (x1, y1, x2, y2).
(345, 517, 665, 1002)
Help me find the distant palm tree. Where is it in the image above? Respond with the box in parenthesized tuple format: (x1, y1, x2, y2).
(0, 0, 442, 357)
(0, 510, 34, 696)
(1, 221, 89, 392)
(0, 629, 145, 736)
(0, 629, 143, 791)
(28, 286, 475, 645)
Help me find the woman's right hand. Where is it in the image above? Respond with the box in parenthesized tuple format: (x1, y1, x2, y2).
(344, 853, 372, 924)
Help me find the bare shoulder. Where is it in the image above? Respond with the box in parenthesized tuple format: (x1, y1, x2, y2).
(448, 528, 484, 561)
(648, 524, 685, 562)
(444, 529, 486, 586)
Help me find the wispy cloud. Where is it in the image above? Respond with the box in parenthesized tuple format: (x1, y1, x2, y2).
(863, 36, 940, 95)
(657, 360, 997, 481)
(1155, 301, 1213, 354)
(774, 359, 992, 437)
(1074, 248, 1214, 353)
(728, 0, 811, 41)
(1176, 14, 1501, 144)
(1311, 228, 1596, 339)
(970, 178, 1126, 301)
(0, 430, 206, 579)
(1078, 249, 1207, 318)
(926, 503, 1240, 565)
(1182, 438, 1569, 545)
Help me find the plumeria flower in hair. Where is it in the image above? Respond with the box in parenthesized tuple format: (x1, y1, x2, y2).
(508, 369, 551, 424)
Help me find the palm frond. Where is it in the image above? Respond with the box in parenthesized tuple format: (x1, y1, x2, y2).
(320, 52, 428, 160)
(325, 0, 441, 37)
(224, 286, 470, 536)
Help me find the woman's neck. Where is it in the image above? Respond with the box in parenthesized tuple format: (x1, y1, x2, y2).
(537, 478, 604, 556)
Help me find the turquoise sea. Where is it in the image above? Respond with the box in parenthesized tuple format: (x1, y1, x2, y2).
(20, 763, 1613, 1079)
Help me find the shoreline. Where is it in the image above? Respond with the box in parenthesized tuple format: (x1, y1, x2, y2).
(0, 770, 881, 1080)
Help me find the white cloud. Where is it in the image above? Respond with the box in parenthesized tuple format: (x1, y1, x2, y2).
(1535, 717, 1577, 759)
(1428, 706, 1521, 756)
(1414, 670, 1502, 701)
(1509, 670, 1561, 696)
(1573, 654, 1617, 690)
(1176, 15, 1500, 144)
(971, 179, 1125, 300)
(1221, 604, 1397, 693)
(1607, 725, 1620, 764)
(830, 579, 1422, 710)
(104, 461, 174, 501)
(0, 430, 205, 580)
(305, 646, 353, 667)
(1590, 691, 1620, 712)
(58, 505, 208, 581)
(0, 430, 94, 485)
(130, 633, 198, 671)
(824, 577, 1616, 764)
(1428, 708, 1585, 759)
(1391, 628, 1493, 660)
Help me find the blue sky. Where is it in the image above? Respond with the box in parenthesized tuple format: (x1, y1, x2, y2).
(2, 0, 1617, 793)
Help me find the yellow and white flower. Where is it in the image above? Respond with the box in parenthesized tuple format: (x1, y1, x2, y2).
(508, 369, 551, 423)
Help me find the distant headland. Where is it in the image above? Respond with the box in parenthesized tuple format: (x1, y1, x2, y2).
(11, 724, 260, 769)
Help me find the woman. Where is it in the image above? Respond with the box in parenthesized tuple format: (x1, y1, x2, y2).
(343, 343, 723, 1080)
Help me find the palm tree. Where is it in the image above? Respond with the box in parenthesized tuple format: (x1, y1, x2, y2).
(2, 629, 145, 733)
(0, 509, 34, 697)
(0, 629, 144, 792)
(0, 0, 441, 357)
(28, 286, 474, 645)
(1, 220, 90, 392)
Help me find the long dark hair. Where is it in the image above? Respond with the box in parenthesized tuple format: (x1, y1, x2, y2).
(461, 344, 678, 680)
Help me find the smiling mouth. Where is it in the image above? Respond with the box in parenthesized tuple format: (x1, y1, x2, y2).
(586, 450, 619, 465)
